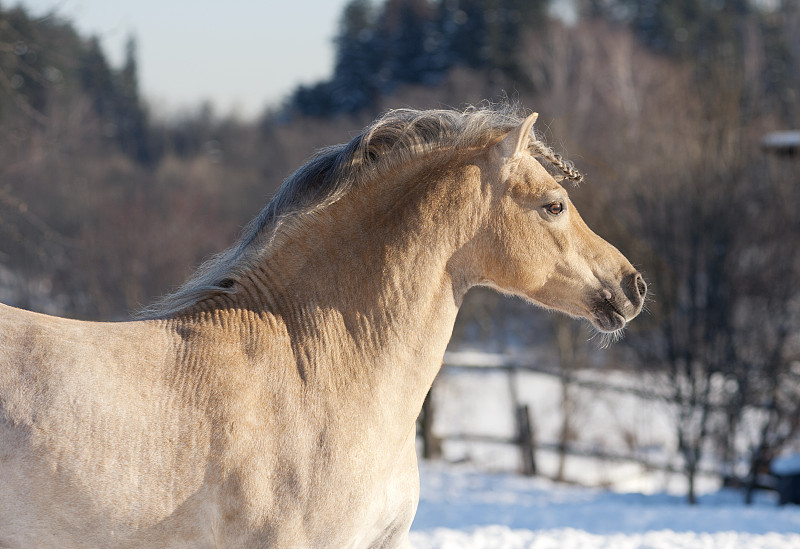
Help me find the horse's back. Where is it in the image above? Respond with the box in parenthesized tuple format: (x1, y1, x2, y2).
(0, 302, 161, 429)
(0, 303, 215, 547)
(0, 303, 109, 546)
(0, 302, 84, 429)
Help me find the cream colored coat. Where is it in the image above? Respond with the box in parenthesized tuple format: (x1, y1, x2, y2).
(0, 110, 645, 548)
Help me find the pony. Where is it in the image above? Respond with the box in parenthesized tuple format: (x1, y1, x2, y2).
(0, 105, 646, 548)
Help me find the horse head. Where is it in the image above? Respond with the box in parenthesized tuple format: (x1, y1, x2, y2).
(475, 113, 646, 335)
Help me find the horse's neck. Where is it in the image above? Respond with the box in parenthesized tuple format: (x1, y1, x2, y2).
(264, 221, 459, 412)
(244, 169, 474, 428)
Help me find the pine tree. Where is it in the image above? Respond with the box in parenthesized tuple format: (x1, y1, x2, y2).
(114, 35, 152, 164)
(439, 0, 490, 69)
(78, 38, 116, 123)
(624, 0, 751, 60)
(329, 0, 381, 113)
(0, 6, 60, 121)
(380, 0, 441, 87)
(486, 0, 527, 74)
(293, 82, 340, 118)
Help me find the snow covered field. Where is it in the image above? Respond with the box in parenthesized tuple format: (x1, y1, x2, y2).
(410, 350, 800, 547)
(410, 463, 800, 549)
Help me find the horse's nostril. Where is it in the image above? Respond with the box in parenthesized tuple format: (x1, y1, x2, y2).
(634, 273, 647, 300)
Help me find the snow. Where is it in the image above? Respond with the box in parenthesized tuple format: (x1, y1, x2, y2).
(412, 350, 800, 547)
(773, 454, 800, 476)
(410, 463, 800, 549)
(761, 130, 800, 150)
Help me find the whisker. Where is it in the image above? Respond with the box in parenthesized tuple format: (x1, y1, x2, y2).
(587, 324, 626, 349)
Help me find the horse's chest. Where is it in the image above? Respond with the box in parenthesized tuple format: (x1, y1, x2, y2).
(237, 431, 419, 548)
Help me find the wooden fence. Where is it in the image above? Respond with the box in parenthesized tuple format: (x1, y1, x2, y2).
(417, 352, 721, 480)
(420, 359, 538, 475)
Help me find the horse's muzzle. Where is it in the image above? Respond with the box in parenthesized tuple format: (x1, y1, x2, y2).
(592, 272, 647, 333)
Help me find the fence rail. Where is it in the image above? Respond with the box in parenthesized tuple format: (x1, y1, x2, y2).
(418, 353, 723, 479)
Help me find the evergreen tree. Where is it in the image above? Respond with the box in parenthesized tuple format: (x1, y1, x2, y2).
(380, 0, 441, 87)
(290, 81, 337, 118)
(623, 0, 751, 60)
(439, 0, 490, 69)
(0, 6, 81, 121)
(78, 35, 153, 164)
(329, 0, 381, 113)
(114, 36, 152, 165)
(514, 0, 549, 28)
(78, 38, 116, 123)
(760, 7, 798, 121)
(486, 0, 527, 74)
(285, 0, 556, 117)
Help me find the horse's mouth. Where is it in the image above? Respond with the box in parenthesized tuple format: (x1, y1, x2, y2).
(591, 297, 627, 333)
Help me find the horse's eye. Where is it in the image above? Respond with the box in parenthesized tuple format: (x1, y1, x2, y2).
(546, 202, 564, 216)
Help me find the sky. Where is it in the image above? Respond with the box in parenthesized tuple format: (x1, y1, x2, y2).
(15, 0, 353, 119)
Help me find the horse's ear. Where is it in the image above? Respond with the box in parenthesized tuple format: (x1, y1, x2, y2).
(498, 112, 539, 159)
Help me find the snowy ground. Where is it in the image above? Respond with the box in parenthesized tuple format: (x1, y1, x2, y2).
(409, 462, 800, 549)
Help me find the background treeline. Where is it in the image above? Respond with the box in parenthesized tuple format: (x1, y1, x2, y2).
(1, 0, 799, 503)
(288, 0, 548, 116)
(289, 0, 799, 119)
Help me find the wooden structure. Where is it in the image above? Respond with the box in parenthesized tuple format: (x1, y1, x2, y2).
(761, 131, 800, 157)
(418, 353, 538, 476)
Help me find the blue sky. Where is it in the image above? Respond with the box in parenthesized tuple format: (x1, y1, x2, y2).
(16, 0, 352, 119)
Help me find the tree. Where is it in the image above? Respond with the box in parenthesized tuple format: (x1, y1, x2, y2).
(0, 7, 47, 118)
(78, 38, 116, 121)
(0, 6, 87, 124)
(728, 152, 800, 503)
(77, 34, 153, 164)
(439, 0, 490, 68)
(627, 168, 740, 503)
(114, 35, 152, 165)
(379, 0, 441, 87)
(329, 0, 382, 113)
(620, 96, 800, 502)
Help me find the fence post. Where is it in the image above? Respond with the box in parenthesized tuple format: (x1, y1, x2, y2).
(420, 388, 441, 459)
(516, 404, 537, 476)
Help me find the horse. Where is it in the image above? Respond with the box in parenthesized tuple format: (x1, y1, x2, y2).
(0, 105, 646, 548)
